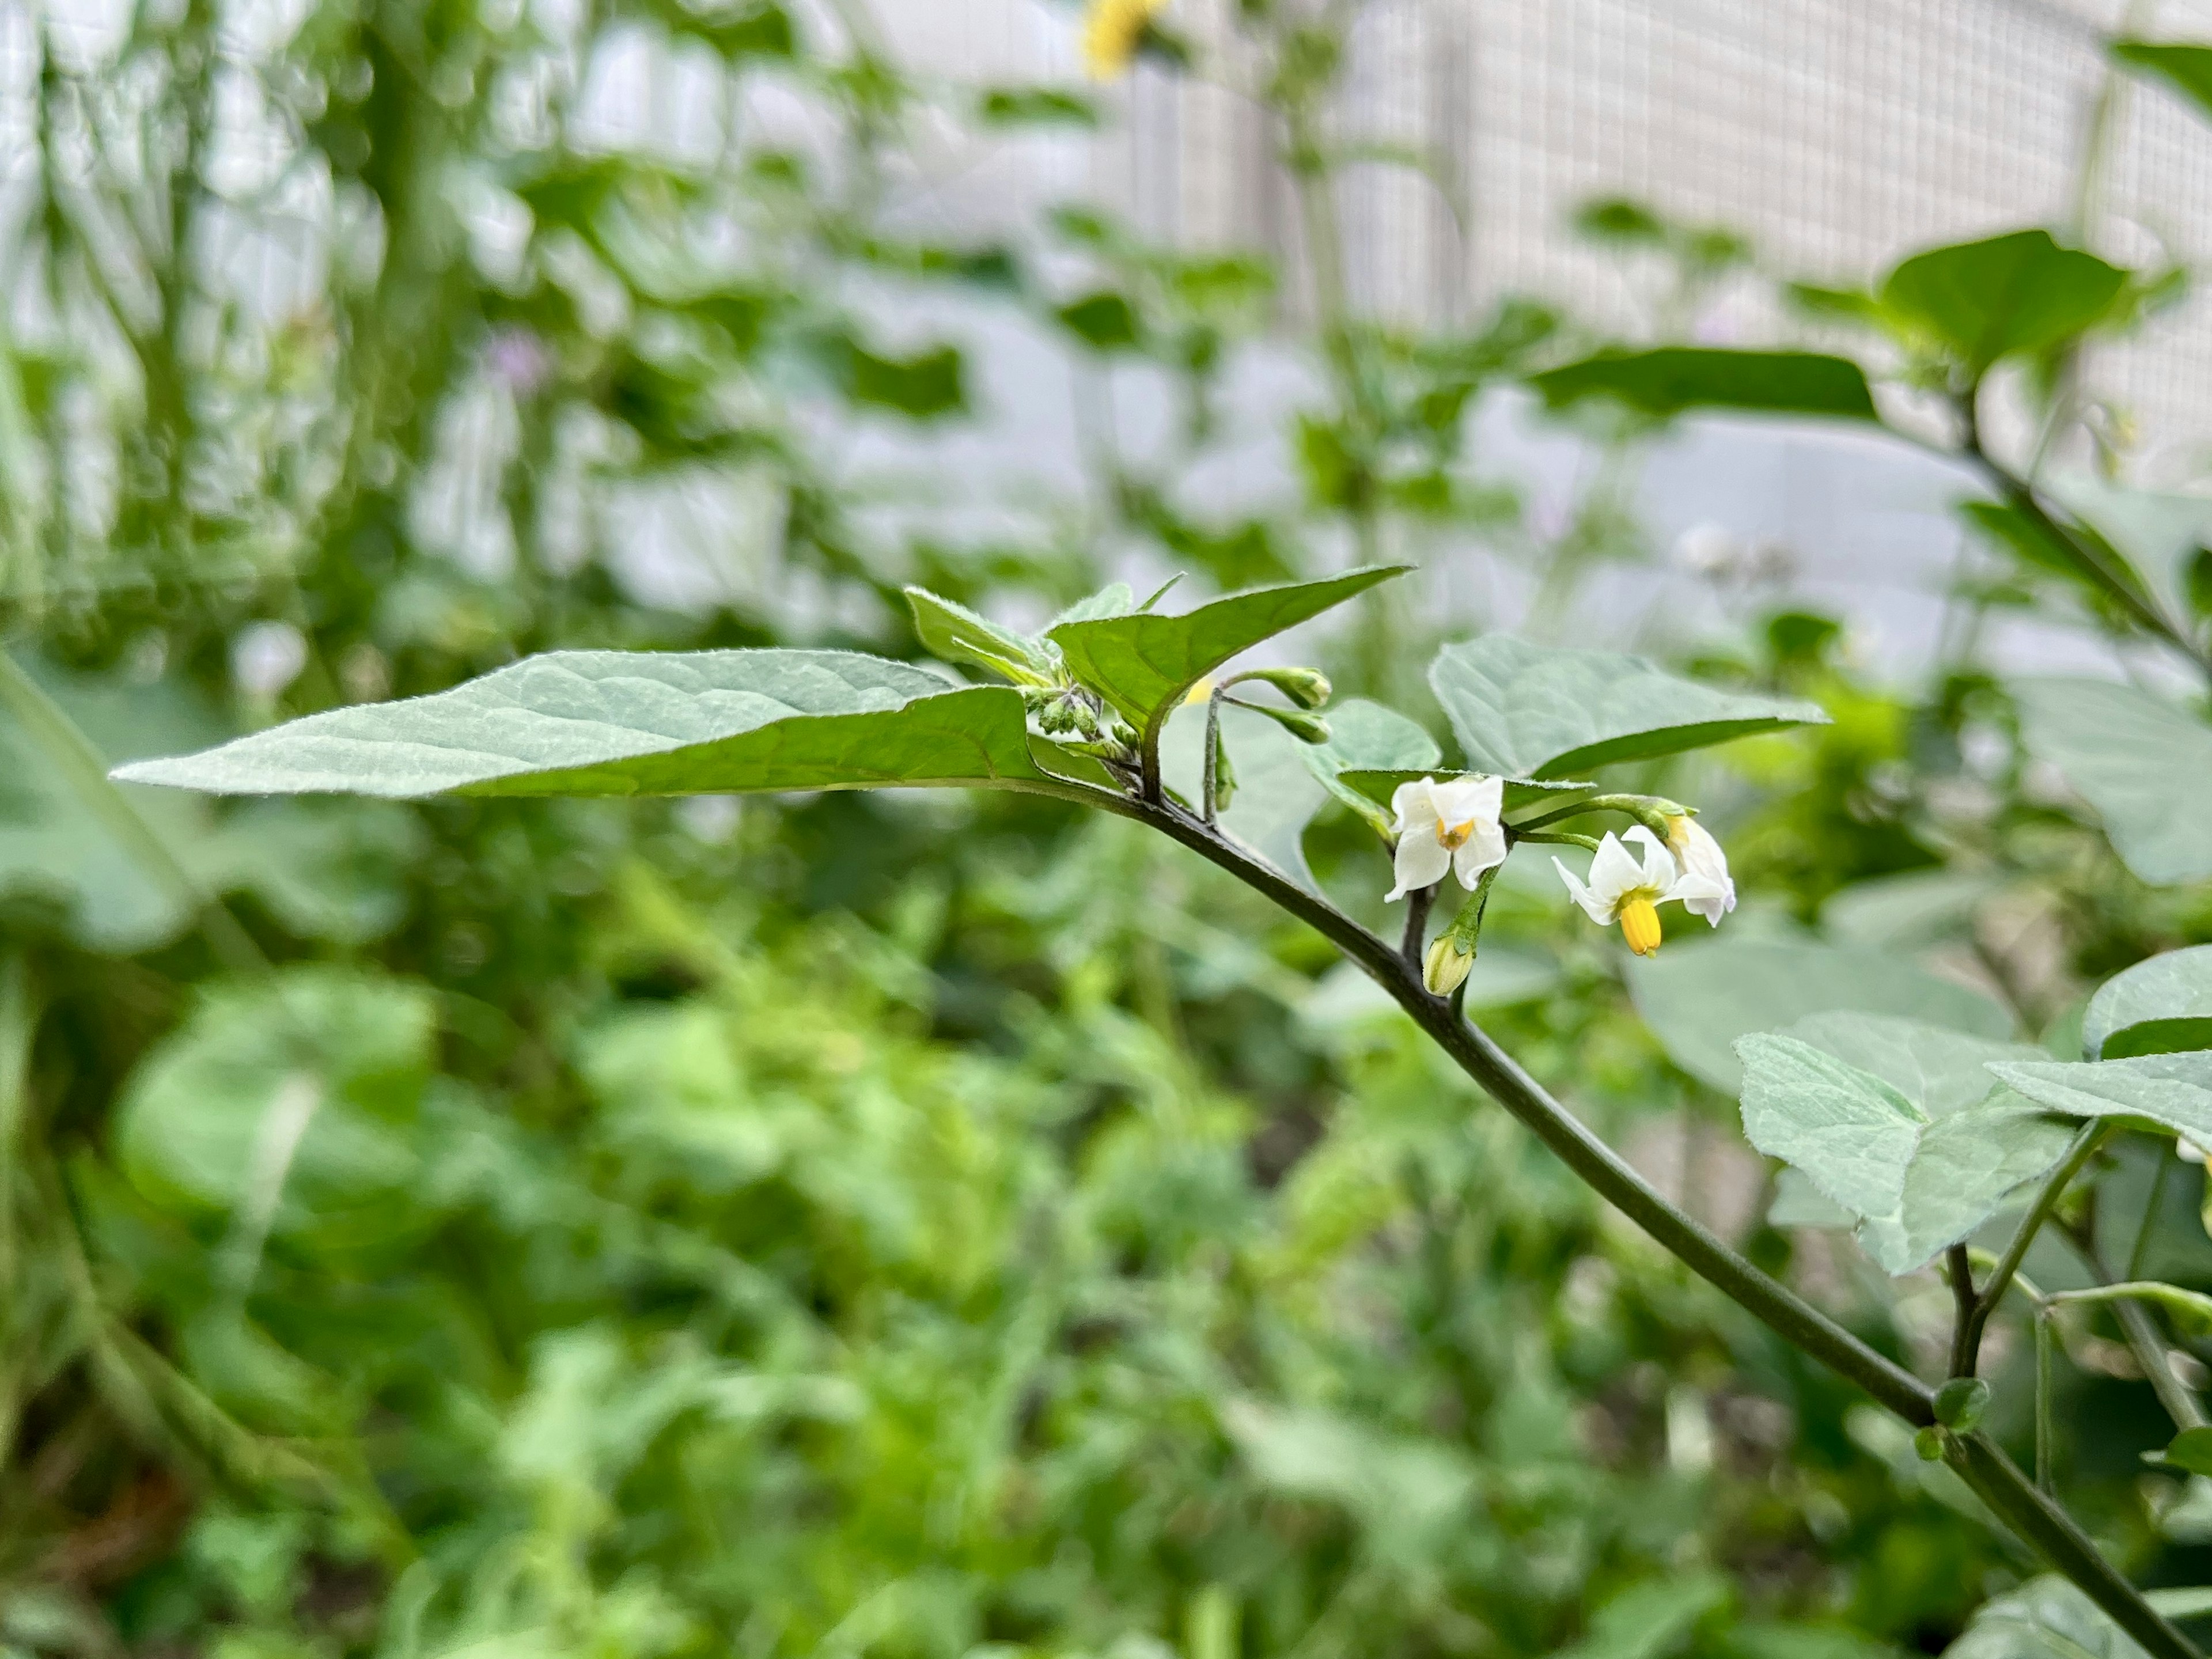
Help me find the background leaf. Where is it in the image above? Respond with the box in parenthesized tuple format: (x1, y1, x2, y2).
(1880, 231, 2128, 373)
(1429, 635, 1827, 779)
(2086, 946, 2212, 1060)
(1527, 349, 1878, 422)
(2113, 40, 2212, 124)
(2014, 679, 2212, 886)
(1989, 1054, 2212, 1142)
(1735, 1034, 1927, 1217)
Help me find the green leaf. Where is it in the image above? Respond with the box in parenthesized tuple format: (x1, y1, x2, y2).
(1880, 230, 2129, 374)
(1631, 937, 2013, 1094)
(836, 340, 965, 418)
(1933, 1377, 1991, 1430)
(1049, 566, 1409, 742)
(1943, 1576, 2157, 1659)
(2087, 947, 2212, 1060)
(1297, 699, 1441, 832)
(1735, 1034, 1927, 1217)
(1429, 635, 1828, 779)
(1055, 291, 1143, 351)
(116, 968, 437, 1245)
(1527, 348, 1878, 423)
(112, 650, 1055, 799)
(1048, 582, 1137, 628)
(1988, 1053, 2212, 1143)
(2113, 41, 2212, 124)
(2163, 1426, 2212, 1477)
(2014, 678, 2212, 886)
(905, 588, 1055, 682)
(1779, 1012, 2044, 1117)
(1554, 1576, 1733, 1659)
(977, 85, 1099, 127)
(1853, 1094, 2075, 1274)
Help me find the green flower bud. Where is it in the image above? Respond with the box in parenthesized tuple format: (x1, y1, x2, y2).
(1234, 666, 1332, 710)
(1235, 702, 1330, 745)
(1423, 934, 1474, 997)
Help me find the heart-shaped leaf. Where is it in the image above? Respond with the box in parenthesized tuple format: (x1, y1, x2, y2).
(2086, 946, 2212, 1060)
(2014, 678, 2212, 886)
(1988, 1053, 2212, 1143)
(1881, 230, 2129, 375)
(1429, 635, 1827, 779)
(1048, 566, 1408, 741)
(1779, 1012, 2044, 1118)
(1853, 1097, 2075, 1274)
(113, 650, 1054, 799)
(1527, 348, 1878, 423)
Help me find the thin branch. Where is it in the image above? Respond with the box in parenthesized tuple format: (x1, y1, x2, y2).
(1400, 882, 1435, 971)
(1948, 1245, 1979, 1377)
(1959, 1122, 2112, 1376)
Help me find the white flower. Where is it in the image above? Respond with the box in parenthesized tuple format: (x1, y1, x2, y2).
(1662, 813, 1736, 927)
(1387, 775, 1508, 902)
(1553, 827, 1730, 957)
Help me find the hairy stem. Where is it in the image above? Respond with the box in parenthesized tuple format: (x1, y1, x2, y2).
(1097, 786, 2199, 1659)
(1948, 1245, 1979, 1378)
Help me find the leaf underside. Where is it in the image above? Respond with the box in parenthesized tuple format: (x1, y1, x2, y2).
(2014, 677, 2212, 886)
(2085, 945, 2212, 1059)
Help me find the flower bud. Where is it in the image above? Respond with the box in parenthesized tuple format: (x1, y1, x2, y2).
(1423, 934, 1473, 996)
(1249, 705, 1331, 745)
(1236, 666, 1332, 710)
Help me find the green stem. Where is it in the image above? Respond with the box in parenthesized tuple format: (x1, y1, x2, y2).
(1958, 1123, 2112, 1377)
(1070, 783, 2200, 1659)
(0, 647, 262, 970)
(2036, 1309, 2056, 1494)
(1511, 793, 1668, 835)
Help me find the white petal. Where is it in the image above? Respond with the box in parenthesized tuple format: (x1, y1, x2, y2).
(1429, 774, 1502, 828)
(1554, 856, 1613, 926)
(1586, 833, 1646, 908)
(1670, 817, 1732, 887)
(1622, 824, 1680, 889)
(1389, 778, 1441, 837)
(1452, 820, 1509, 887)
(1388, 830, 1453, 900)
(1666, 870, 1734, 925)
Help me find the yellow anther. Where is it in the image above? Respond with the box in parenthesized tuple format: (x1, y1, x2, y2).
(1437, 819, 1475, 851)
(1619, 896, 1664, 957)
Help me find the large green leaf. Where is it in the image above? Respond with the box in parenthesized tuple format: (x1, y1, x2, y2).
(2086, 946, 2212, 1059)
(1752, 1013, 2068, 1273)
(1736, 1035, 1927, 1217)
(2014, 678, 2212, 886)
(1990, 1054, 2212, 1143)
(1429, 635, 1827, 779)
(1048, 566, 1408, 740)
(1527, 348, 1878, 423)
(115, 968, 437, 1245)
(2113, 41, 2212, 124)
(1880, 230, 2129, 374)
(113, 650, 1055, 799)
(1631, 936, 2012, 1094)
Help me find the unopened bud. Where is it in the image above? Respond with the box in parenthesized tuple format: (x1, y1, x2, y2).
(1423, 934, 1473, 996)
(1235, 666, 1332, 710)
(1247, 704, 1330, 745)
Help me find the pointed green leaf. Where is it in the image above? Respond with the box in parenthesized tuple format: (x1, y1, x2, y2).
(1780, 1012, 2043, 1117)
(2164, 1426, 2212, 1477)
(1048, 566, 1410, 740)
(2087, 946, 2212, 1060)
(1631, 937, 2012, 1094)
(113, 650, 1054, 799)
(1988, 1053, 2212, 1143)
(1881, 230, 2129, 374)
(1429, 635, 1827, 779)
(2014, 677, 2212, 886)
(1527, 348, 1878, 423)
(1736, 1034, 1929, 1217)
(1854, 1096, 2075, 1274)
(905, 588, 1055, 682)
(2114, 41, 2212, 124)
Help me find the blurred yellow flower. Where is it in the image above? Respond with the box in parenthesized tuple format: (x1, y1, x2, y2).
(1084, 0, 1168, 79)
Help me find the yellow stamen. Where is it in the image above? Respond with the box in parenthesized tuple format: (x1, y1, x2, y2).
(1619, 896, 1664, 957)
(1437, 818, 1474, 851)
(1082, 0, 1166, 78)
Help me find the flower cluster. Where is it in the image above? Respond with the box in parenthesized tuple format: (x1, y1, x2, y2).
(1385, 777, 1734, 965)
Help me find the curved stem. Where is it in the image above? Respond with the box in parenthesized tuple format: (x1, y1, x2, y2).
(1095, 787, 2199, 1659)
